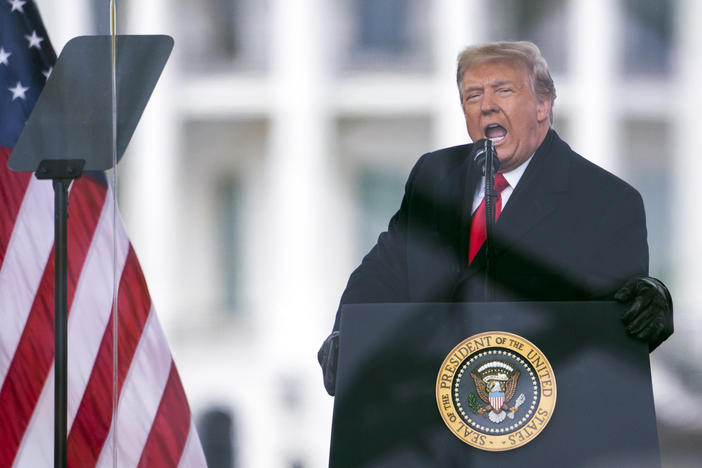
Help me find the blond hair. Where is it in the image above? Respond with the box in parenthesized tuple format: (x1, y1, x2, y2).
(456, 41, 556, 123)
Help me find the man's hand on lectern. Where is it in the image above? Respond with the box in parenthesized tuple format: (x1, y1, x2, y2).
(318, 331, 339, 396)
(615, 275, 673, 351)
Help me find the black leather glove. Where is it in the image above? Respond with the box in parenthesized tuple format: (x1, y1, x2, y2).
(615, 275, 673, 351)
(318, 331, 339, 396)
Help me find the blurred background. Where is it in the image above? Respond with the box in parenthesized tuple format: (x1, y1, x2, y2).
(35, 0, 702, 466)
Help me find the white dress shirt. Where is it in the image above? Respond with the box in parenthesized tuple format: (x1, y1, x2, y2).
(471, 154, 535, 215)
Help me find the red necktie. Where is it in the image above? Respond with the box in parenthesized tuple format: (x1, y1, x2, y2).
(468, 173, 509, 264)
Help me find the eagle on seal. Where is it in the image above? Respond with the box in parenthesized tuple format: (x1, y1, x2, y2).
(470, 360, 521, 423)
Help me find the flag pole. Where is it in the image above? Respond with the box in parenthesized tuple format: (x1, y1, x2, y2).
(110, 3, 120, 468)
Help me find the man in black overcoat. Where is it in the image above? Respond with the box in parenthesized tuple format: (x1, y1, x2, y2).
(319, 41, 673, 396)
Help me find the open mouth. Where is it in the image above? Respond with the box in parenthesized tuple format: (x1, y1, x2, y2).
(485, 123, 507, 144)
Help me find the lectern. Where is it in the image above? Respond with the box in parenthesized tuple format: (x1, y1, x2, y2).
(330, 302, 660, 467)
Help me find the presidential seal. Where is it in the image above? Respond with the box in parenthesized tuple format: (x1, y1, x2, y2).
(435, 331, 556, 451)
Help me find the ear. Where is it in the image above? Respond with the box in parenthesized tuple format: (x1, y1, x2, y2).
(536, 97, 551, 123)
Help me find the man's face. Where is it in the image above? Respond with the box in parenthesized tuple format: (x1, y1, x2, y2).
(460, 60, 551, 173)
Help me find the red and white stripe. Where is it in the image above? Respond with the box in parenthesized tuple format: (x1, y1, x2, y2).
(0, 148, 206, 467)
(489, 395, 504, 413)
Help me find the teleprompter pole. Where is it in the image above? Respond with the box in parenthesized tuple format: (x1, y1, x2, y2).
(36, 159, 85, 468)
(53, 177, 68, 468)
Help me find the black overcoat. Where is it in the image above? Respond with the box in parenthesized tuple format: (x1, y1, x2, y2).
(335, 130, 652, 326)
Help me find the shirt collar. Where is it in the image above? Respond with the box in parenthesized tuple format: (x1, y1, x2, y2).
(500, 153, 534, 189)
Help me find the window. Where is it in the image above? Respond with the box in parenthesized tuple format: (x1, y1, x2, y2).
(197, 406, 237, 468)
(486, 0, 570, 74)
(356, 0, 410, 55)
(336, 116, 431, 256)
(216, 177, 243, 310)
(177, 0, 269, 72)
(356, 168, 405, 255)
(336, 0, 433, 72)
(620, 0, 674, 76)
(618, 118, 671, 278)
(90, 0, 120, 34)
(181, 118, 266, 315)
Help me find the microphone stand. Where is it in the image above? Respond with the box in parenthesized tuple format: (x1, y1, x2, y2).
(482, 140, 499, 301)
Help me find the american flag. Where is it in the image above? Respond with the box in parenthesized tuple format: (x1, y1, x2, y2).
(0, 3, 206, 467)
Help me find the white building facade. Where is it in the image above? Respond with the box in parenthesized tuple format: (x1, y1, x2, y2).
(37, 1, 702, 466)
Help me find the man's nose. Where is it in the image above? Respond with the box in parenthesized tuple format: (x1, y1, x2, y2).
(480, 92, 498, 114)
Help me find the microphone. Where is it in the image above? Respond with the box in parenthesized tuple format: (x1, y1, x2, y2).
(472, 138, 500, 175)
